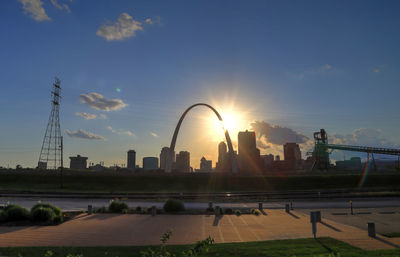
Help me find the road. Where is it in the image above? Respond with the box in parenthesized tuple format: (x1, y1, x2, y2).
(0, 196, 399, 211)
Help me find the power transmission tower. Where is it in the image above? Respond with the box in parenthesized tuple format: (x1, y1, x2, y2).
(38, 78, 63, 170)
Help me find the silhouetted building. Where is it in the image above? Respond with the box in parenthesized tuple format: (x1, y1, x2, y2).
(336, 157, 362, 171)
(283, 143, 302, 170)
(261, 154, 274, 169)
(200, 157, 212, 171)
(143, 157, 159, 170)
(69, 155, 88, 170)
(127, 150, 136, 171)
(160, 147, 174, 170)
(238, 130, 262, 173)
(216, 141, 230, 172)
(175, 151, 190, 172)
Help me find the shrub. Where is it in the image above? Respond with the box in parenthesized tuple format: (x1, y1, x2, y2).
(206, 207, 214, 212)
(5, 205, 30, 221)
(251, 209, 261, 216)
(96, 206, 107, 213)
(234, 209, 241, 216)
(224, 208, 233, 215)
(31, 207, 55, 223)
(135, 206, 142, 212)
(0, 210, 6, 222)
(163, 199, 185, 213)
(31, 203, 63, 223)
(108, 201, 128, 213)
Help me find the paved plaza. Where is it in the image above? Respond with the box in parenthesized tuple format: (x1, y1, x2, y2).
(0, 209, 399, 250)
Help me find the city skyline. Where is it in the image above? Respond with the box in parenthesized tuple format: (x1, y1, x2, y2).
(1, 0, 400, 168)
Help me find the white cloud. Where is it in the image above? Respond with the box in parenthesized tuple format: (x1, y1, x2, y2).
(107, 126, 135, 137)
(99, 114, 107, 119)
(75, 112, 97, 120)
(288, 64, 336, 80)
(80, 92, 127, 111)
(65, 129, 105, 140)
(97, 13, 143, 41)
(144, 18, 153, 24)
(50, 0, 70, 13)
(150, 132, 159, 138)
(19, 0, 51, 21)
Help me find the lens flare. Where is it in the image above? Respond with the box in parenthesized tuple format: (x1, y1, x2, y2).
(116, 88, 121, 93)
(358, 152, 372, 188)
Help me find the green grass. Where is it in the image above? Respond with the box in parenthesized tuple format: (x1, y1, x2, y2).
(0, 170, 399, 193)
(383, 232, 400, 238)
(0, 237, 398, 257)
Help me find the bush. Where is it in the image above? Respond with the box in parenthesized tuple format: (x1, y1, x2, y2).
(31, 207, 55, 223)
(163, 199, 185, 213)
(135, 206, 142, 212)
(31, 203, 63, 223)
(5, 205, 30, 221)
(96, 206, 107, 213)
(108, 201, 128, 213)
(251, 209, 261, 216)
(224, 208, 233, 215)
(234, 209, 241, 216)
(0, 210, 6, 222)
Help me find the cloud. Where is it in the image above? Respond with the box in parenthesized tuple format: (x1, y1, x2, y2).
(144, 18, 153, 24)
(97, 13, 144, 41)
(107, 126, 135, 137)
(330, 128, 391, 147)
(19, 0, 51, 21)
(288, 64, 336, 80)
(50, 0, 70, 13)
(80, 92, 127, 111)
(75, 112, 97, 120)
(99, 114, 107, 119)
(250, 121, 309, 145)
(150, 132, 159, 138)
(65, 129, 105, 140)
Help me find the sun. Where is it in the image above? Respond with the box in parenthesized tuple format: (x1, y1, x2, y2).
(220, 112, 238, 132)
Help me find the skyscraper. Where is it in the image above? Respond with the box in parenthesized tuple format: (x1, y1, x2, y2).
(175, 151, 190, 172)
(143, 157, 159, 170)
(127, 150, 136, 171)
(160, 147, 174, 170)
(216, 141, 230, 172)
(200, 157, 212, 171)
(238, 130, 262, 173)
(283, 143, 302, 170)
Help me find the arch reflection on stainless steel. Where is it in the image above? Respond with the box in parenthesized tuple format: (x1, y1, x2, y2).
(165, 103, 238, 173)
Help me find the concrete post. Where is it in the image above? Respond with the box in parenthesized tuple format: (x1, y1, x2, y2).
(151, 206, 156, 216)
(368, 222, 376, 237)
(88, 205, 92, 215)
(285, 204, 290, 213)
(258, 202, 263, 210)
(215, 206, 221, 217)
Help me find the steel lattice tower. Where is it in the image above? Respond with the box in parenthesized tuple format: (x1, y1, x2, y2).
(38, 78, 63, 170)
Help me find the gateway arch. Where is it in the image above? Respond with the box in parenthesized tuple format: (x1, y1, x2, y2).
(165, 103, 238, 173)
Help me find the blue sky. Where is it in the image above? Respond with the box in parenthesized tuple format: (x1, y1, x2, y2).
(1, 0, 400, 168)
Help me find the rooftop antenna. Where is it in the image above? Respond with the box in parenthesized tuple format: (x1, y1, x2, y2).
(38, 78, 62, 170)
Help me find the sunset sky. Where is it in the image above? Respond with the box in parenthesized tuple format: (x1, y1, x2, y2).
(1, 0, 400, 168)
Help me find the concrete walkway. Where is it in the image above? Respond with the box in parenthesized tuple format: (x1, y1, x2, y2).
(0, 210, 399, 250)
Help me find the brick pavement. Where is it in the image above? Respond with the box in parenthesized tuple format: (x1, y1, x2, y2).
(0, 210, 399, 250)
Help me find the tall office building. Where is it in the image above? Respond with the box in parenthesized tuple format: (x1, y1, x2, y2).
(283, 143, 302, 170)
(175, 151, 190, 172)
(143, 157, 159, 170)
(238, 130, 262, 173)
(127, 150, 136, 171)
(69, 155, 88, 170)
(200, 157, 212, 171)
(160, 147, 174, 170)
(216, 141, 230, 172)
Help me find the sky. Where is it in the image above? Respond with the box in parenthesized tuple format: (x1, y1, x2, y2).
(1, 0, 400, 168)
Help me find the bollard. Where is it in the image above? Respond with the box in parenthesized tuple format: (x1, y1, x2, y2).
(285, 204, 290, 213)
(151, 206, 156, 216)
(215, 206, 221, 217)
(350, 200, 354, 215)
(208, 202, 213, 209)
(310, 211, 319, 238)
(290, 201, 293, 210)
(258, 202, 263, 210)
(88, 205, 93, 215)
(368, 222, 376, 237)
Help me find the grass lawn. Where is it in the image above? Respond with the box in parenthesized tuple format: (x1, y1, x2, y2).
(0, 171, 400, 193)
(383, 232, 400, 238)
(0, 237, 399, 257)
